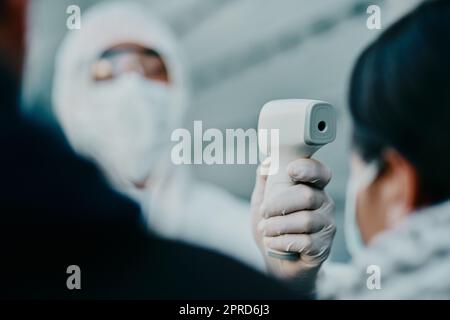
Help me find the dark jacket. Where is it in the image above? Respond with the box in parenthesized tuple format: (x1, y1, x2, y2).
(0, 65, 297, 299)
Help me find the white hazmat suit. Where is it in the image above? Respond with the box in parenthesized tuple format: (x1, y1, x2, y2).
(52, 1, 264, 270)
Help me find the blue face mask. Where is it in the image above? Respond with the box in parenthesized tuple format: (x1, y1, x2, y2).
(344, 159, 379, 258)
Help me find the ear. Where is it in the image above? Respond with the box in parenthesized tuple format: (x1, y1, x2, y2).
(380, 149, 420, 218)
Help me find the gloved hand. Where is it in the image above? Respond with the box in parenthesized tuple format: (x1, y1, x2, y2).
(251, 158, 336, 294)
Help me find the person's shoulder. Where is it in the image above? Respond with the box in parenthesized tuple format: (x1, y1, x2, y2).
(0, 117, 140, 223)
(0, 116, 299, 300)
(135, 235, 299, 299)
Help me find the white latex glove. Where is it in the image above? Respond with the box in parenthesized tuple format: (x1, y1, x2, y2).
(251, 158, 336, 294)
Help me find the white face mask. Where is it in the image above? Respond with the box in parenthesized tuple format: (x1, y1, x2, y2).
(81, 73, 171, 184)
(344, 156, 379, 258)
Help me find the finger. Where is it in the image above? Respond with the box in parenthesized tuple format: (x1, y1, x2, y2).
(263, 231, 333, 257)
(287, 158, 332, 189)
(258, 210, 331, 237)
(264, 234, 312, 254)
(262, 185, 325, 218)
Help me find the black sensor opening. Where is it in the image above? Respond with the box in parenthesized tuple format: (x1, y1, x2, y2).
(318, 121, 327, 132)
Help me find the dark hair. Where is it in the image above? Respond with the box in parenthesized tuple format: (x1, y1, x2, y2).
(349, 0, 450, 205)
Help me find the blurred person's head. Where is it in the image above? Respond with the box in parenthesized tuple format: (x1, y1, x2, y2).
(53, 1, 189, 189)
(346, 0, 450, 253)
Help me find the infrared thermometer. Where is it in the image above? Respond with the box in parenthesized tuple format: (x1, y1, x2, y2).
(258, 99, 336, 260)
